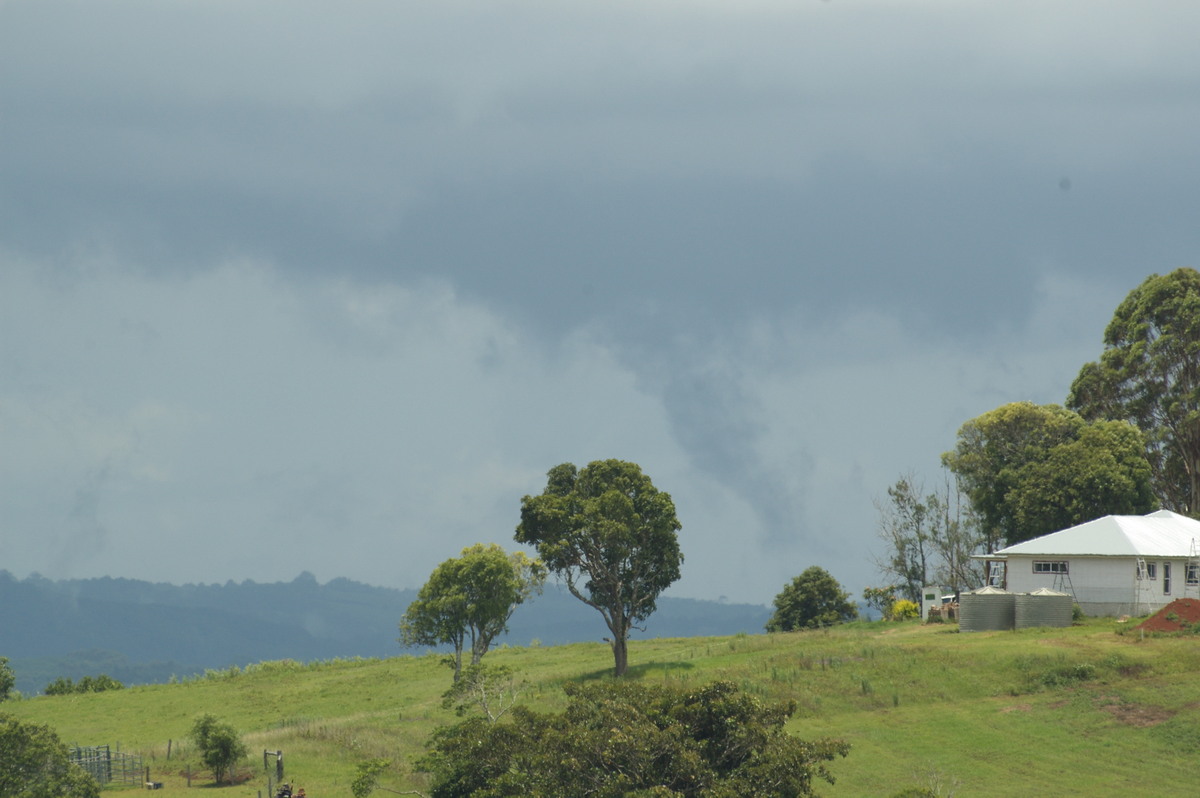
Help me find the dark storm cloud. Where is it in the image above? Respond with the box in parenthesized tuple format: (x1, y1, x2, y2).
(3, 0, 1200, 601)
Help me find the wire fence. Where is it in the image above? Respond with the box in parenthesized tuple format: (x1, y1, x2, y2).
(69, 744, 145, 786)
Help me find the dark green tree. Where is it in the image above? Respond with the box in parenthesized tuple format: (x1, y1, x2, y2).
(1068, 268, 1200, 515)
(766, 566, 857, 632)
(417, 680, 849, 798)
(0, 714, 100, 798)
(943, 401, 1153, 546)
(400, 544, 546, 681)
(515, 459, 683, 677)
(0, 657, 13, 701)
(189, 714, 247, 785)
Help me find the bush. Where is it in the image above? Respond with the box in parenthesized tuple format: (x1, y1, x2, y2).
(44, 675, 124, 696)
(0, 658, 13, 702)
(418, 680, 849, 797)
(888, 599, 921, 621)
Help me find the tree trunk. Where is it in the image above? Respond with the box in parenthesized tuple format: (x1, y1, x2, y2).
(609, 609, 629, 677)
(452, 644, 463, 682)
(611, 635, 628, 677)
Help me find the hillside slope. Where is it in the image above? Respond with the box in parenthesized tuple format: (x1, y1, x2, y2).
(4, 619, 1197, 797)
(0, 571, 770, 694)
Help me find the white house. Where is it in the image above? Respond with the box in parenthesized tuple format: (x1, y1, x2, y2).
(979, 510, 1200, 616)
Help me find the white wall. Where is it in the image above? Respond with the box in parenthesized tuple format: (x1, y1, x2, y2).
(1005, 555, 1196, 616)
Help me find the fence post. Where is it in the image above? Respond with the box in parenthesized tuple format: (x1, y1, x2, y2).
(167, 739, 172, 760)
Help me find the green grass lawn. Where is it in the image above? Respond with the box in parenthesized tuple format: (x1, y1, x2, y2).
(5, 618, 1198, 797)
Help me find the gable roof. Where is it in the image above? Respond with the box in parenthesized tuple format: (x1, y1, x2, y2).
(993, 510, 1200, 558)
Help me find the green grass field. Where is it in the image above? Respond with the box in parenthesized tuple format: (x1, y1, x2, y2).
(5, 618, 1198, 797)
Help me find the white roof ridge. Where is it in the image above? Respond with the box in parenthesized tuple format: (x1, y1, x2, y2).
(993, 510, 1200, 558)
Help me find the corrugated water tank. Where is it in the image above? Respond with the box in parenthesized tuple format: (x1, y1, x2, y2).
(1015, 587, 1073, 629)
(958, 586, 1015, 632)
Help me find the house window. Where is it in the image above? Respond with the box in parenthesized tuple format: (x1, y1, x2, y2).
(1187, 564, 1199, 585)
(1164, 563, 1172, 595)
(1033, 561, 1068, 575)
(1147, 562, 1157, 580)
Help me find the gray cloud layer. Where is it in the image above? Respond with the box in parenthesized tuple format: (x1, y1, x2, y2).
(2, 1, 1197, 603)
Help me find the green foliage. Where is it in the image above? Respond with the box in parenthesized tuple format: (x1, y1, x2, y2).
(888, 600, 920, 621)
(1069, 268, 1200, 514)
(400, 543, 547, 680)
(1012, 654, 1103, 692)
(0, 657, 13, 702)
(0, 714, 100, 798)
(417, 679, 849, 798)
(43, 674, 123, 696)
(766, 566, 857, 632)
(943, 401, 1154, 546)
(351, 758, 392, 798)
(516, 459, 683, 677)
(189, 713, 247, 785)
(441, 663, 525, 722)
(862, 586, 898, 619)
(11, 616, 1200, 795)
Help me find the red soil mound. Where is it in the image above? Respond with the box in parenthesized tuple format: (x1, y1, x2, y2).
(1137, 598, 1200, 632)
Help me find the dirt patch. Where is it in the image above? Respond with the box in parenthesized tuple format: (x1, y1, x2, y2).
(1100, 700, 1173, 728)
(1000, 703, 1032, 713)
(1137, 598, 1200, 632)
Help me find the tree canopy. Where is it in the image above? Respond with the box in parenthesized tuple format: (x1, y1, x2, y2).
(400, 544, 546, 681)
(766, 566, 857, 632)
(1068, 267, 1200, 515)
(189, 714, 247, 785)
(0, 714, 100, 798)
(417, 679, 849, 798)
(515, 459, 682, 677)
(942, 401, 1153, 546)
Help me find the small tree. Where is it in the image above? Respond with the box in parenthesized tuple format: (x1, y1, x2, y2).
(766, 566, 857, 632)
(400, 543, 546, 681)
(441, 663, 526, 723)
(516, 459, 683, 677)
(873, 473, 985, 598)
(0, 714, 100, 798)
(862, 586, 898, 620)
(189, 714, 247, 785)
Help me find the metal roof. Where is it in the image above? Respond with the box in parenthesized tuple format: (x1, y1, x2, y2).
(992, 510, 1200, 558)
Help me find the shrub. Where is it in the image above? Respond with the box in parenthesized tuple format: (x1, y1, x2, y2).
(888, 599, 921, 621)
(418, 680, 850, 797)
(44, 675, 124, 696)
(189, 714, 247, 785)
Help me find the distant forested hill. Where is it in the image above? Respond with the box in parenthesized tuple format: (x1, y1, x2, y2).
(0, 571, 769, 694)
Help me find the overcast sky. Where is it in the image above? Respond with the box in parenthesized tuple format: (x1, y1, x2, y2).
(3, 1, 1199, 605)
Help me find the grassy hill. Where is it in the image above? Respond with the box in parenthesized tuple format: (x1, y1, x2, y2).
(4, 617, 1197, 797)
